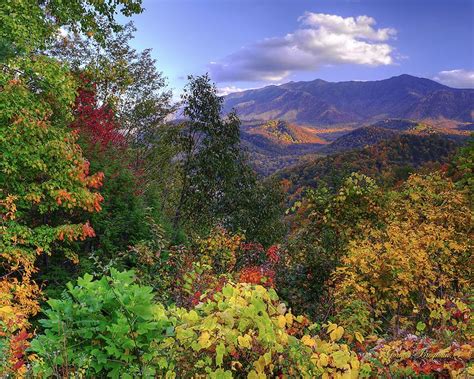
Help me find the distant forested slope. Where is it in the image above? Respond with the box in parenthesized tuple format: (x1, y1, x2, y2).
(276, 133, 461, 196)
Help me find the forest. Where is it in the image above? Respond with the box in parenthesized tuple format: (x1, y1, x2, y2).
(0, 1, 472, 378)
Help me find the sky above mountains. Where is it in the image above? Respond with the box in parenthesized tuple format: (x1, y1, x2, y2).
(123, 0, 474, 95)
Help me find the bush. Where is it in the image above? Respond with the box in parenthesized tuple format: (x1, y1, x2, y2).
(30, 270, 173, 378)
(281, 173, 385, 317)
(164, 282, 364, 378)
(30, 273, 367, 378)
(332, 173, 472, 337)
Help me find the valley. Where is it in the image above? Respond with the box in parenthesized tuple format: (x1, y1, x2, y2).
(230, 75, 472, 175)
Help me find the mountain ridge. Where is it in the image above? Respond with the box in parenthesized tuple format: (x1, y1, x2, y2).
(276, 133, 462, 199)
(224, 74, 474, 125)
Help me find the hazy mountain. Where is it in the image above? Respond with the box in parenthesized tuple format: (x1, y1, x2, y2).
(224, 75, 474, 125)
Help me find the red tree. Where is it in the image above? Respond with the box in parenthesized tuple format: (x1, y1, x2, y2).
(71, 77, 125, 149)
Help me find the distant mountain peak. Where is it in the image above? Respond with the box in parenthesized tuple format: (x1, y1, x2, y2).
(390, 73, 419, 79)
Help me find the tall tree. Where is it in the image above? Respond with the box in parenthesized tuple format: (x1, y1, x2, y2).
(173, 74, 242, 232)
(50, 22, 175, 186)
(173, 74, 285, 244)
(0, 1, 142, 374)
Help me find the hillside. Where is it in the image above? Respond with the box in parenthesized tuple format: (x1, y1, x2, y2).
(240, 120, 326, 175)
(244, 119, 325, 144)
(224, 74, 474, 125)
(370, 119, 419, 130)
(276, 133, 461, 197)
(242, 117, 470, 174)
(319, 119, 471, 154)
(320, 125, 398, 154)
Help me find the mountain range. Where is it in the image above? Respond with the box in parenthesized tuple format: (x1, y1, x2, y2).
(224, 74, 474, 125)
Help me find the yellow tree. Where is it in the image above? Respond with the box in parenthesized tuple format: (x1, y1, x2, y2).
(332, 173, 472, 337)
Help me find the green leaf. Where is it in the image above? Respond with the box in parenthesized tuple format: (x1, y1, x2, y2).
(416, 321, 426, 332)
(216, 342, 225, 366)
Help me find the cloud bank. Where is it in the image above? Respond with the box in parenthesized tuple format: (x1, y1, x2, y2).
(433, 69, 474, 89)
(210, 12, 397, 83)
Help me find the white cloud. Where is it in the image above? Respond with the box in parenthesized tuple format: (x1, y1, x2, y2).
(299, 13, 396, 41)
(433, 69, 474, 89)
(217, 85, 254, 96)
(210, 12, 396, 83)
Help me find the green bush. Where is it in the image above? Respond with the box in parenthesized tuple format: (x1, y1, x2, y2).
(30, 270, 173, 378)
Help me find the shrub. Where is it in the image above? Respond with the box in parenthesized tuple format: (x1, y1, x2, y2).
(164, 282, 363, 378)
(332, 173, 472, 337)
(29, 270, 173, 378)
(30, 275, 367, 378)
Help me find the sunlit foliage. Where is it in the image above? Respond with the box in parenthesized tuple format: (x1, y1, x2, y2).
(333, 173, 472, 336)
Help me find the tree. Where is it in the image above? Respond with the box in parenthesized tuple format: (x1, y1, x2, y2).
(280, 173, 385, 318)
(0, 1, 142, 374)
(450, 135, 473, 197)
(172, 75, 237, 230)
(50, 22, 175, 187)
(1, 0, 143, 61)
(172, 74, 286, 243)
(332, 173, 472, 336)
(0, 51, 105, 378)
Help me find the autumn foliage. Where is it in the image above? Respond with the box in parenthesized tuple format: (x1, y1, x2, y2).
(1, 1, 473, 377)
(71, 78, 125, 149)
(1, 27, 103, 379)
(332, 173, 472, 336)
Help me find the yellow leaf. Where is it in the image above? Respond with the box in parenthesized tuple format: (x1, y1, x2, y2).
(350, 357, 360, 370)
(285, 313, 293, 326)
(248, 370, 266, 379)
(198, 331, 211, 348)
(330, 326, 344, 342)
(238, 334, 252, 349)
(318, 353, 329, 367)
(0, 306, 14, 318)
(277, 303, 287, 315)
(354, 332, 364, 343)
(277, 315, 286, 328)
(326, 322, 337, 333)
(263, 352, 271, 365)
(332, 350, 350, 368)
(301, 335, 315, 347)
(255, 355, 266, 373)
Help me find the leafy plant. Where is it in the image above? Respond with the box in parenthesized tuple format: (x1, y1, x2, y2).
(30, 270, 173, 378)
(282, 173, 385, 317)
(164, 281, 363, 378)
(332, 173, 472, 337)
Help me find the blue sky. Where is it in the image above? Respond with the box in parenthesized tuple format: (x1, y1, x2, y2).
(122, 0, 473, 95)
